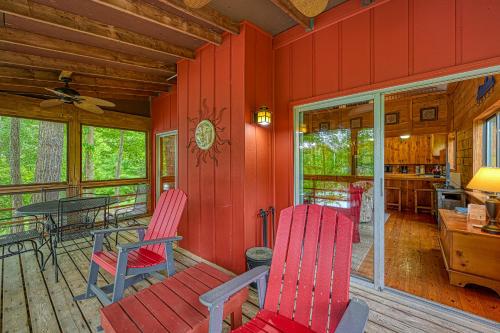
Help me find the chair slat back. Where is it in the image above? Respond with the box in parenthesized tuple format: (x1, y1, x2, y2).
(143, 189, 187, 257)
(264, 204, 354, 332)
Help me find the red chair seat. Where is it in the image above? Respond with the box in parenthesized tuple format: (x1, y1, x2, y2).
(233, 310, 313, 333)
(93, 248, 165, 275)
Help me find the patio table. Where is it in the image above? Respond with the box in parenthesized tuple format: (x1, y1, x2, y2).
(16, 197, 119, 271)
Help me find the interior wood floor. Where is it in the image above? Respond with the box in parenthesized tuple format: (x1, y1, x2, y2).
(358, 211, 500, 323)
(0, 217, 497, 333)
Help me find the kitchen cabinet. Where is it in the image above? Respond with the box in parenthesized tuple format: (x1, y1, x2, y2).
(385, 134, 438, 164)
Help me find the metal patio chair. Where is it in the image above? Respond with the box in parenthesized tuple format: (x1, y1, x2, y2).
(200, 204, 369, 333)
(0, 220, 46, 270)
(52, 196, 109, 281)
(75, 189, 187, 305)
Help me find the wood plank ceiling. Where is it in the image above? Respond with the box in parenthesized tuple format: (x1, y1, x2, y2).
(0, 0, 347, 116)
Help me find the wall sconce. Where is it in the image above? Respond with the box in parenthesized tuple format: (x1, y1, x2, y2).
(299, 123, 308, 133)
(255, 106, 271, 127)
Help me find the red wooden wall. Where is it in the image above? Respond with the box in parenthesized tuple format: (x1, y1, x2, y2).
(173, 23, 273, 273)
(151, 88, 177, 203)
(273, 0, 500, 216)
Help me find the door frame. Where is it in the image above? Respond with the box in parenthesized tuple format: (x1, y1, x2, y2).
(155, 130, 178, 202)
(292, 64, 500, 326)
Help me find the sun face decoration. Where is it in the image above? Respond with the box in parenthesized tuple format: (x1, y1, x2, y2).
(187, 98, 230, 166)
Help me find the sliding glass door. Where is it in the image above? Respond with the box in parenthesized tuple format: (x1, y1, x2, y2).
(295, 94, 384, 283)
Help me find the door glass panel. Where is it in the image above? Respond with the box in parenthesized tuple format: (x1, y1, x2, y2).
(297, 100, 375, 281)
(157, 133, 177, 195)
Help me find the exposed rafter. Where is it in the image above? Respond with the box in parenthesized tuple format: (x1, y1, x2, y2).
(0, 50, 170, 84)
(89, 0, 222, 44)
(0, 66, 169, 92)
(156, 0, 240, 34)
(0, 84, 150, 101)
(270, 0, 311, 30)
(0, 77, 158, 97)
(0, 0, 195, 60)
(0, 28, 175, 74)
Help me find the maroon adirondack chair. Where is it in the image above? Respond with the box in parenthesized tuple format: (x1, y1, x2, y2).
(75, 189, 187, 305)
(200, 204, 369, 333)
(339, 183, 363, 243)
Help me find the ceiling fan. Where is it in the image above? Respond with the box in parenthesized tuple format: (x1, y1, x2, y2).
(40, 78, 115, 114)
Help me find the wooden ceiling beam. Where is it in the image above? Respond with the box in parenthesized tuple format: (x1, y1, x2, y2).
(156, 0, 239, 34)
(269, 0, 311, 30)
(0, 84, 150, 101)
(0, 77, 158, 97)
(0, 50, 171, 84)
(89, 0, 222, 44)
(0, 0, 195, 60)
(0, 28, 176, 74)
(0, 66, 169, 92)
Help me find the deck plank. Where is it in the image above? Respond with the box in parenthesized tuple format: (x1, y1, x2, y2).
(20, 251, 61, 333)
(2, 255, 30, 333)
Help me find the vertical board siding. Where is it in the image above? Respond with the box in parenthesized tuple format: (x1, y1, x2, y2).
(151, 90, 177, 204)
(153, 24, 273, 273)
(273, 0, 500, 212)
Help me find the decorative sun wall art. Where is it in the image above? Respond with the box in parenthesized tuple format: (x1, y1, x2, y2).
(187, 98, 230, 166)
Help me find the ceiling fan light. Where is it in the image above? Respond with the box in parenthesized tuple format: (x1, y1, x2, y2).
(290, 0, 328, 17)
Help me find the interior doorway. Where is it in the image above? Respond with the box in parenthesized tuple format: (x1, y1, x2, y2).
(156, 131, 177, 202)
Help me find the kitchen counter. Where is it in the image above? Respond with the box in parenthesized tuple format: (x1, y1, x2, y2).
(385, 173, 445, 181)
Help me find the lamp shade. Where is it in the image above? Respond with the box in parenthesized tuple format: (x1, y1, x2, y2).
(467, 167, 500, 193)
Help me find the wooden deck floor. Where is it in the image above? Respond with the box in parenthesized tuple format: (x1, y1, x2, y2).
(0, 217, 497, 333)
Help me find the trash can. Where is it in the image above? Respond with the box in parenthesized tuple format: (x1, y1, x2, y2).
(246, 246, 272, 288)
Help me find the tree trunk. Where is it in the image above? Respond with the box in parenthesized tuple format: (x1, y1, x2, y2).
(114, 130, 125, 195)
(84, 126, 95, 181)
(34, 121, 65, 201)
(9, 117, 23, 211)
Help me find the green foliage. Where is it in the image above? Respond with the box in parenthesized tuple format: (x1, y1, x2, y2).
(81, 126, 146, 181)
(356, 128, 374, 176)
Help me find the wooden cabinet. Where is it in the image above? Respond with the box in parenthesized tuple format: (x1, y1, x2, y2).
(385, 134, 435, 164)
(438, 209, 500, 296)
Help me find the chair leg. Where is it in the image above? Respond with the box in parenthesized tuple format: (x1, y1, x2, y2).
(111, 251, 128, 303)
(231, 307, 243, 329)
(165, 242, 176, 277)
(85, 260, 100, 298)
(53, 238, 58, 282)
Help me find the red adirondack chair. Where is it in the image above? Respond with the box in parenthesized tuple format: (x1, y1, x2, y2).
(339, 183, 364, 243)
(200, 204, 369, 333)
(75, 189, 187, 305)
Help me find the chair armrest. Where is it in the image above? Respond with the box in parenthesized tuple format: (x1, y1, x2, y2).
(199, 265, 269, 308)
(117, 236, 182, 251)
(334, 298, 369, 333)
(90, 226, 146, 235)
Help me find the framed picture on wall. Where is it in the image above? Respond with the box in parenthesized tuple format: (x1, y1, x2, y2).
(350, 117, 362, 129)
(385, 112, 399, 125)
(420, 107, 438, 121)
(319, 122, 330, 131)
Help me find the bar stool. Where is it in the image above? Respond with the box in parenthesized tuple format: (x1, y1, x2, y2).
(414, 188, 434, 214)
(385, 187, 402, 211)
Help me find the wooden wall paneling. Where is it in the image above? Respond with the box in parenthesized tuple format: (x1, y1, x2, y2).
(177, 61, 190, 250)
(273, 45, 292, 220)
(244, 26, 258, 253)
(230, 29, 247, 273)
(213, 34, 232, 269)
(373, 0, 409, 83)
(412, 0, 455, 74)
(187, 55, 202, 255)
(340, 11, 371, 90)
(313, 24, 339, 96)
(460, 0, 500, 64)
(411, 95, 448, 135)
(291, 35, 313, 101)
(199, 45, 216, 261)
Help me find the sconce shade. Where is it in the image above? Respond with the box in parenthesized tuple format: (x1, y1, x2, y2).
(467, 167, 500, 193)
(255, 106, 271, 126)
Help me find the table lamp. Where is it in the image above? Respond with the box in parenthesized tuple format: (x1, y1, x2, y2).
(467, 167, 500, 234)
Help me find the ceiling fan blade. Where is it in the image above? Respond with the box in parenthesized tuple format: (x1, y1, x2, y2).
(79, 96, 115, 107)
(44, 87, 73, 99)
(290, 0, 328, 17)
(40, 99, 64, 108)
(74, 101, 104, 114)
(183, 0, 211, 8)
